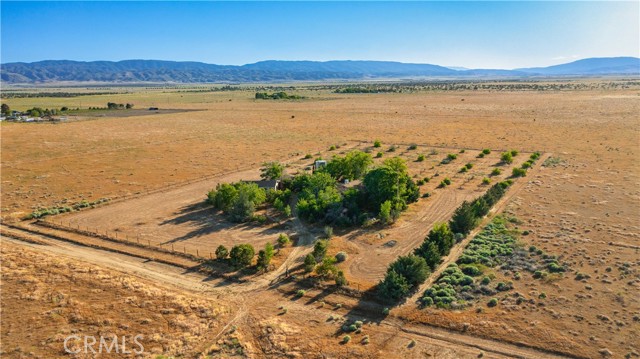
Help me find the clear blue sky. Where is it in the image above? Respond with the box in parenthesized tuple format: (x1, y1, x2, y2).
(1, 1, 638, 69)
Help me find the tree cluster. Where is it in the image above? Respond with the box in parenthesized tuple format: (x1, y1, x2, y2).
(377, 181, 512, 303)
(207, 182, 267, 222)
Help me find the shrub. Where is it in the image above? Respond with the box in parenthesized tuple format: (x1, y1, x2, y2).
(362, 335, 370, 344)
(443, 177, 452, 185)
(448, 154, 458, 160)
(304, 254, 316, 273)
(335, 270, 347, 286)
(481, 276, 491, 285)
(329, 145, 336, 151)
(495, 282, 512, 291)
(373, 140, 381, 148)
(491, 168, 501, 176)
(533, 270, 547, 279)
(315, 257, 338, 279)
(500, 152, 513, 164)
(324, 226, 334, 239)
(477, 153, 485, 158)
(530, 151, 541, 160)
(256, 243, 275, 270)
(482, 177, 491, 185)
(376, 151, 383, 158)
(482, 149, 491, 155)
(547, 262, 566, 273)
(229, 244, 255, 268)
(460, 264, 482, 276)
(416, 179, 425, 186)
(510, 150, 519, 156)
(521, 161, 532, 169)
(215, 245, 229, 260)
(382, 307, 390, 315)
(304, 154, 313, 159)
(343, 335, 351, 343)
(296, 289, 306, 297)
(335, 252, 348, 262)
(511, 168, 527, 177)
(387, 145, 397, 152)
(465, 163, 474, 169)
(487, 298, 498, 307)
(408, 144, 418, 150)
(422, 296, 434, 306)
(277, 233, 291, 247)
(417, 154, 425, 162)
(460, 166, 468, 173)
(313, 240, 328, 262)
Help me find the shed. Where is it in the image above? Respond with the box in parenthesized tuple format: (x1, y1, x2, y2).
(248, 180, 282, 191)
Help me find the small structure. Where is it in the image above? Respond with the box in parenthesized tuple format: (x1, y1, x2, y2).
(148, 107, 159, 111)
(249, 180, 282, 191)
(314, 160, 327, 171)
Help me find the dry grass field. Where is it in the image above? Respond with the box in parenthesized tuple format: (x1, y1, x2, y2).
(1, 80, 639, 358)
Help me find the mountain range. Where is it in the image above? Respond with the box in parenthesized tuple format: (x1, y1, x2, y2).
(1, 57, 638, 84)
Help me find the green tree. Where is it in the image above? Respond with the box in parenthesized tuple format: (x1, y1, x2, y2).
(256, 243, 275, 271)
(315, 257, 338, 279)
(335, 270, 347, 286)
(1, 103, 10, 116)
(261, 161, 285, 180)
(449, 201, 477, 236)
(215, 245, 229, 260)
(229, 244, 255, 268)
(277, 233, 291, 247)
(377, 270, 410, 302)
(388, 255, 429, 287)
(325, 150, 373, 181)
(500, 151, 513, 164)
(312, 240, 328, 262)
(427, 222, 455, 256)
(363, 166, 418, 211)
(379, 200, 392, 225)
(383, 157, 408, 174)
(304, 253, 316, 273)
(413, 240, 441, 270)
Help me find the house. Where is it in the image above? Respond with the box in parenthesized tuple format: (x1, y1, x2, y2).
(314, 160, 327, 171)
(248, 180, 282, 191)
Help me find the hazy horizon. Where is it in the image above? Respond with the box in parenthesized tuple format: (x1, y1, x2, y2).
(1, 1, 639, 69)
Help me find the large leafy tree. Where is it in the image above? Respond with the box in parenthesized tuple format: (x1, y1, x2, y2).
(325, 150, 373, 181)
(261, 162, 285, 180)
(229, 244, 255, 268)
(427, 222, 455, 256)
(413, 240, 441, 270)
(377, 270, 411, 302)
(449, 201, 477, 236)
(363, 161, 418, 211)
(388, 255, 429, 287)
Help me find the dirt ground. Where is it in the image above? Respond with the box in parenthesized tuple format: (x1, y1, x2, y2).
(2, 81, 639, 358)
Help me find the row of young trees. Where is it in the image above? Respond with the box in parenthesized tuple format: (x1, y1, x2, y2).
(377, 181, 513, 302)
(214, 233, 291, 271)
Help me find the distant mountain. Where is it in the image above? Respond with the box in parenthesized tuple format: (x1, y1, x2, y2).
(1, 57, 638, 84)
(516, 57, 640, 76)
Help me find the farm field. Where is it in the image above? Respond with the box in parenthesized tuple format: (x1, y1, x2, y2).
(1, 80, 639, 358)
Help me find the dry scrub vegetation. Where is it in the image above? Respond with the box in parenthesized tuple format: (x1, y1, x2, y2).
(1, 80, 639, 358)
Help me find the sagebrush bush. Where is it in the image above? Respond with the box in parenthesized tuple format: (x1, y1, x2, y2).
(511, 168, 527, 177)
(417, 154, 425, 162)
(335, 252, 348, 262)
(487, 298, 498, 307)
(373, 140, 381, 148)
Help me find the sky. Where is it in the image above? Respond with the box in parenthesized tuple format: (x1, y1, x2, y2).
(1, 1, 638, 69)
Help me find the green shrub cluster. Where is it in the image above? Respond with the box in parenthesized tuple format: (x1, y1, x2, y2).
(208, 182, 267, 223)
(27, 198, 110, 219)
(255, 92, 304, 100)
